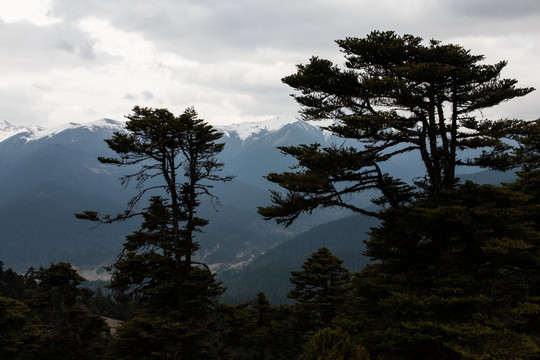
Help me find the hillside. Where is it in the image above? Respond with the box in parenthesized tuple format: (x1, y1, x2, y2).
(0, 117, 368, 273)
(0, 116, 499, 280)
(219, 213, 380, 304)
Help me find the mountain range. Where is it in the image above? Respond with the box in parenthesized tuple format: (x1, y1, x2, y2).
(0, 118, 358, 273)
(0, 117, 511, 303)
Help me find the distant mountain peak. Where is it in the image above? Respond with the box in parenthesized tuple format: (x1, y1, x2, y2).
(0, 120, 45, 143)
(83, 118, 126, 130)
(2, 116, 332, 145)
(0, 120, 15, 130)
(219, 116, 301, 141)
(8, 118, 127, 143)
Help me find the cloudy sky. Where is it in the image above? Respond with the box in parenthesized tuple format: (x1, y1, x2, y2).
(2, 0, 540, 128)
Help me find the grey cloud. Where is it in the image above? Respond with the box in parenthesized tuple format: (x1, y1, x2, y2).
(124, 91, 155, 101)
(446, 0, 540, 18)
(47, 0, 540, 60)
(141, 90, 154, 101)
(48, 0, 388, 62)
(55, 37, 96, 60)
(0, 86, 48, 127)
(4, 0, 538, 128)
(0, 19, 108, 72)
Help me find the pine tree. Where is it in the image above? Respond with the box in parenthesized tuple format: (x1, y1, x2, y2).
(299, 327, 369, 360)
(288, 247, 352, 330)
(255, 31, 538, 359)
(354, 182, 540, 359)
(258, 30, 534, 224)
(30, 262, 109, 360)
(78, 106, 232, 359)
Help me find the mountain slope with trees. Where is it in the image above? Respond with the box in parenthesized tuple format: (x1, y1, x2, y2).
(220, 213, 378, 304)
(0, 117, 356, 272)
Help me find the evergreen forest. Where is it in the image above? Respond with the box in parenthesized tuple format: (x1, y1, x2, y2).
(2, 31, 540, 359)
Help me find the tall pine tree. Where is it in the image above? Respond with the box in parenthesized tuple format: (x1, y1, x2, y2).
(258, 30, 533, 223)
(78, 106, 231, 360)
(257, 32, 539, 358)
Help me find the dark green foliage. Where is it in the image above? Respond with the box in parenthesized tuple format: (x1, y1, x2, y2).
(0, 263, 122, 359)
(0, 262, 37, 301)
(513, 119, 540, 172)
(0, 296, 42, 359)
(288, 247, 352, 330)
(108, 308, 222, 360)
(259, 30, 534, 224)
(30, 262, 109, 360)
(215, 292, 304, 360)
(32, 262, 87, 315)
(298, 327, 369, 360)
(354, 182, 540, 359)
(78, 106, 231, 359)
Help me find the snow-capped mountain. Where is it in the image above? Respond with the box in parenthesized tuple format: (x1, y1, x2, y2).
(0, 120, 45, 142)
(220, 116, 301, 141)
(0, 118, 126, 143)
(0, 116, 501, 298)
(0, 116, 358, 276)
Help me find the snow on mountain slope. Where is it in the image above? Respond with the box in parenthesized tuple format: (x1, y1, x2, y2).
(22, 118, 126, 142)
(0, 119, 127, 144)
(0, 115, 337, 273)
(1, 116, 329, 145)
(219, 116, 300, 141)
(0, 121, 44, 142)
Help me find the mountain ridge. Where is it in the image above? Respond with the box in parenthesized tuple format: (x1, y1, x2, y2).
(0, 116, 356, 274)
(0, 116, 511, 301)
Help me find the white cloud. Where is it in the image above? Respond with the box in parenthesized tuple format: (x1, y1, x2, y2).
(0, 0, 539, 128)
(0, 0, 60, 25)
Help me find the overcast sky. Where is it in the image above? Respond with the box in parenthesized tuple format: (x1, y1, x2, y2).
(2, 0, 540, 128)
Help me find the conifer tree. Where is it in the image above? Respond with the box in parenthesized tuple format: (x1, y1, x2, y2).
(348, 120, 540, 360)
(0, 263, 26, 301)
(0, 296, 42, 359)
(256, 32, 539, 359)
(30, 262, 109, 360)
(354, 182, 540, 359)
(299, 327, 368, 360)
(258, 30, 534, 224)
(78, 106, 232, 359)
(288, 247, 352, 330)
(514, 119, 540, 173)
(216, 292, 281, 360)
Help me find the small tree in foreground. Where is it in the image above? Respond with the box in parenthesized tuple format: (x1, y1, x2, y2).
(299, 327, 369, 360)
(288, 247, 352, 330)
(31, 262, 109, 360)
